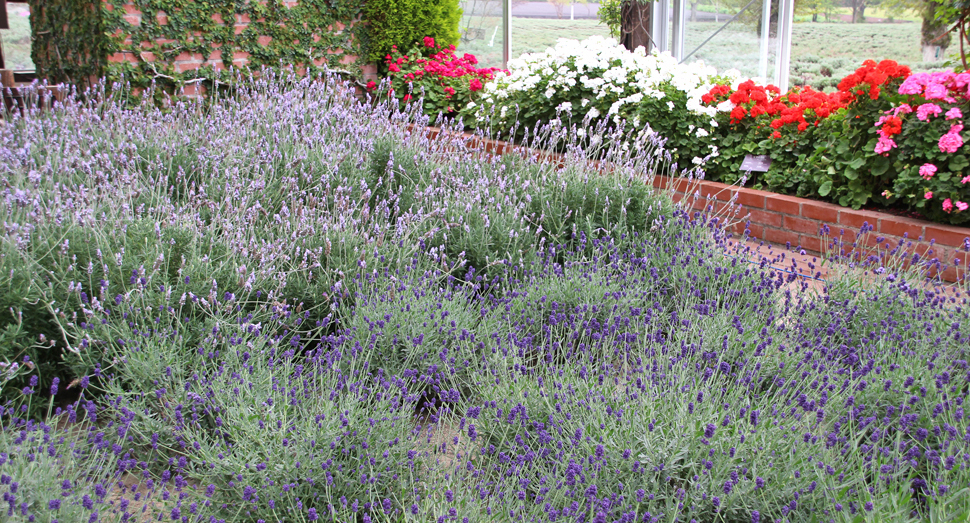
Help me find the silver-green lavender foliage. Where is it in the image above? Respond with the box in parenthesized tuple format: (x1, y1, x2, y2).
(2, 72, 970, 523)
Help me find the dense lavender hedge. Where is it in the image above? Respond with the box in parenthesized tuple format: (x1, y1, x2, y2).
(2, 75, 970, 523)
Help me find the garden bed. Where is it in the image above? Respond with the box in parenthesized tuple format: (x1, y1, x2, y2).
(3, 73, 970, 523)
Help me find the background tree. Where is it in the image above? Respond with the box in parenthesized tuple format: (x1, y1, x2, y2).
(846, 0, 868, 22)
(930, 0, 968, 68)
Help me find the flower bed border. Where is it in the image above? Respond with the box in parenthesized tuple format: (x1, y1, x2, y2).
(416, 125, 970, 283)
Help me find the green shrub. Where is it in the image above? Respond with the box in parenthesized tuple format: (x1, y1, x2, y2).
(364, 0, 462, 64)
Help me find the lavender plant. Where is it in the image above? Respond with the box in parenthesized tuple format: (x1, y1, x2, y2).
(2, 71, 970, 523)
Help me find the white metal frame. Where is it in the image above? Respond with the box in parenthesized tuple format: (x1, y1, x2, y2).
(671, 0, 686, 60)
(503, 0, 512, 67)
(652, 1, 670, 53)
(774, 0, 794, 91)
(500, 0, 794, 83)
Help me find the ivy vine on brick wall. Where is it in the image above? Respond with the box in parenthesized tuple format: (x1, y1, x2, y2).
(29, 0, 370, 93)
(28, 0, 109, 89)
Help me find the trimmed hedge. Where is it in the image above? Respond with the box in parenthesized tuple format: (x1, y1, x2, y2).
(363, 0, 462, 65)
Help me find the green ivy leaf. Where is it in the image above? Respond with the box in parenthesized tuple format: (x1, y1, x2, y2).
(818, 180, 833, 197)
(949, 155, 969, 173)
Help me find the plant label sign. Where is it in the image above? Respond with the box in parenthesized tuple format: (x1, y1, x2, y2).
(740, 154, 772, 172)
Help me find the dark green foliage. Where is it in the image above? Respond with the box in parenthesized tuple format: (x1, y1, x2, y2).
(363, 0, 462, 64)
(28, 0, 109, 90)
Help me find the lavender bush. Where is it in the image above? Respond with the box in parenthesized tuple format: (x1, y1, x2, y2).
(1, 72, 970, 523)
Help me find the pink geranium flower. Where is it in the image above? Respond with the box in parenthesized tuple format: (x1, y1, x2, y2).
(916, 103, 942, 121)
(939, 130, 964, 153)
(925, 191, 934, 199)
(957, 201, 970, 211)
(875, 136, 897, 154)
(925, 83, 948, 100)
(946, 107, 963, 120)
(943, 198, 954, 213)
(919, 163, 937, 179)
(962, 175, 970, 184)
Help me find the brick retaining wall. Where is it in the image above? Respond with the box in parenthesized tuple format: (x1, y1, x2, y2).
(662, 176, 970, 283)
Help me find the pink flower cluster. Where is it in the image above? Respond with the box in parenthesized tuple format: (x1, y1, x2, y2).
(890, 69, 968, 217)
(874, 104, 910, 155)
(939, 123, 965, 153)
(922, 159, 970, 213)
(942, 198, 969, 213)
(899, 71, 970, 101)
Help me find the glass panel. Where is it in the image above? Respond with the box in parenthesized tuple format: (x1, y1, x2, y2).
(681, 0, 776, 83)
(508, 1, 610, 59)
(1, 2, 33, 71)
(788, 7, 956, 92)
(458, 0, 506, 68)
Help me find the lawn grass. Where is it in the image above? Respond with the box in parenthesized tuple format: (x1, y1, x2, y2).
(0, 2, 33, 70)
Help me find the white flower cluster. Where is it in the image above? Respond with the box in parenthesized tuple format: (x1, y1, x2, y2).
(470, 36, 742, 126)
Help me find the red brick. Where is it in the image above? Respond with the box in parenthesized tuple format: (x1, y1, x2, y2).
(742, 208, 783, 228)
(924, 225, 970, 249)
(235, 24, 246, 35)
(175, 61, 202, 73)
(910, 242, 938, 261)
(182, 84, 205, 97)
(157, 13, 169, 25)
(697, 181, 734, 202)
(837, 208, 883, 230)
(124, 14, 141, 26)
(743, 223, 765, 241)
(123, 3, 140, 14)
(656, 176, 692, 193)
(797, 234, 824, 254)
(174, 51, 197, 62)
(762, 227, 794, 246)
(765, 194, 802, 215)
(735, 189, 767, 209)
(784, 215, 823, 236)
(879, 217, 925, 242)
(237, 13, 251, 23)
(669, 192, 687, 205)
(139, 51, 156, 61)
(211, 13, 225, 24)
(107, 52, 135, 63)
(258, 35, 273, 45)
(801, 201, 839, 223)
(938, 266, 960, 284)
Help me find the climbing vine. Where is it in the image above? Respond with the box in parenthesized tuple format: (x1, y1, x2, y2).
(29, 0, 370, 95)
(28, 0, 110, 89)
